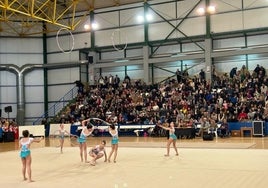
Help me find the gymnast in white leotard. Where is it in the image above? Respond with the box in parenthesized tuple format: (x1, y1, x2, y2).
(77, 119, 94, 163)
(157, 121, 179, 157)
(57, 123, 71, 153)
(108, 124, 119, 163)
(19, 130, 43, 183)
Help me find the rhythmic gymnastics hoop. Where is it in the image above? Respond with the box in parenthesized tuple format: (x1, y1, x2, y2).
(56, 28, 75, 54)
(111, 29, 128, 52)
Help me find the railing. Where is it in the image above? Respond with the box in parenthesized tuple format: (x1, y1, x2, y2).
(32, 86, 78, 125)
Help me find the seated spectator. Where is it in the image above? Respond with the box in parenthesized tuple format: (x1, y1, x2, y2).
(0, 124, 3, 142)
(219, 118, 229, 137)
(237, 109, 248, 122)
(198, 117, 210, 137)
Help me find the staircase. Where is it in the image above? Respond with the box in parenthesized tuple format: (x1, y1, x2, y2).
(32, 86, 78, 125)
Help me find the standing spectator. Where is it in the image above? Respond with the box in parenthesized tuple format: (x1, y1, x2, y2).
(199, 69, 206, 82)
(124, 74, 131, 86)
(114, 75, 120, 88)
(230, 67, 237, 79)
(253, 64, 261, 77)
(176, 69, 182, 83)
(108, 74, 114, 87)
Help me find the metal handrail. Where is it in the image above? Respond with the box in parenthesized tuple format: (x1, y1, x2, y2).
(32, 86, 78, 125)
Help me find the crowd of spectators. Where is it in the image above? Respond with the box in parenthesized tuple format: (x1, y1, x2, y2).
(54, 64, 268, 136)
(0, 118, 19, 142)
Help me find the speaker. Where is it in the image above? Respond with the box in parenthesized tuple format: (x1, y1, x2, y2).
(253, 121, 264, 136)
(4, 106, 12, 113)
(203, 133, 214, 141)
(0, 109, 1, 117)
(3, 132, 15, 142)
(88, 56, 93, 64)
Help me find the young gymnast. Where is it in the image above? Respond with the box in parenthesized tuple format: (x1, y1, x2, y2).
(19, 130, 43, 183)
(157, 120, 179, 156)
(107, 124, 119, 163)
(77, 119, 94, 163)
(57, 123, 71, 153)
(89, 140, 107, 166)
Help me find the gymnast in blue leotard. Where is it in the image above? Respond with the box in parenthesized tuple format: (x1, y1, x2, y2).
(108, 124, 119, 163)
(19, 130, 43, 182)
(77, 119, 94, 163)
(157, 121, 179, 157)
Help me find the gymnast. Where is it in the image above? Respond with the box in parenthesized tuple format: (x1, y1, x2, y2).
(107, 124, 119, 163)
(57, 123, 71, 153)
(89, 140, 107, 166)
(77, 119, 94, 163)
(19, 130, 43, 183)
(157, 120, 179, 157)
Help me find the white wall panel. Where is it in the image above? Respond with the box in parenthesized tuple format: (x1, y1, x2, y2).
(0, 38, 43, 53)
(47, 32, 76, 53)
(244, 8, 268, 29)
(211, 12, 243, 33)
(95, 25, 144, 47)
(48, 85, 75, 101)
(182, 42, 205, 52)
(149, 17, 205, 42)
(24, 70, 44, 84)
(47, 31, 88, 50)
(215, 60, 246, 74)
(126, 69, 144, 81)
(25, 86, 44, 102)
(247, 34, 268, 46)
(213, 37, 245, 49)
(151, 2, 177, 20)
(101, 50, 124, 60)
(179, 16, 206, 36)
(47, 51, 79, 63)
(0, 71, 16, 85)
(100, 65, 144, 81)
(95, 12, 119, 29)
(176, 0, 204, 18)
(244, 0, 268, 8)
(99, 66, 126, 81)
(149, 22, 182, 41)
(123, 25, 144, 44)
(72, 32, 92, 49)
(120, 7, 143, 26)
(2, 54, 43, 66)
(47, 67, 80, 84)
(154, 68, 174, 82)
(210, 0, 242, 12)
(95, 30, 115, 47)
(247, 57, 268, 70)
(0, 86, 16, 102)
(127, 48, 143, 58)
(25, 103, 44, 118)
